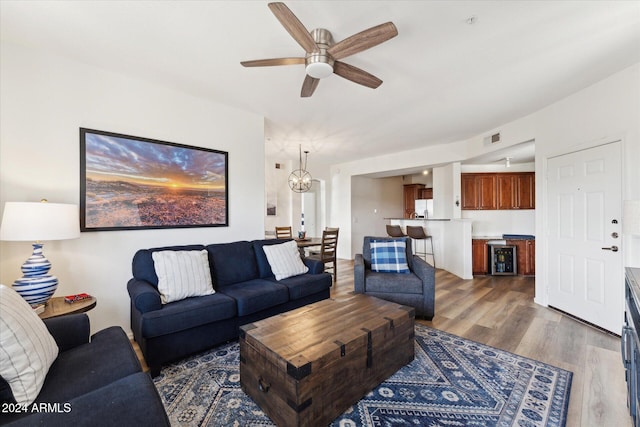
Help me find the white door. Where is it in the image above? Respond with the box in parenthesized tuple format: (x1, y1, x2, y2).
(547, 141, 623, 334)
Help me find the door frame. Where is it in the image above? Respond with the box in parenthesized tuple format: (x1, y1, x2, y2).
(536, 136, 626, 322)
(301, 178, 326, 237)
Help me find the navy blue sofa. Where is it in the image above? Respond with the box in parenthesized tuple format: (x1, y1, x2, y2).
(0, 314, 169, 427)
(127, 239, 332, 376)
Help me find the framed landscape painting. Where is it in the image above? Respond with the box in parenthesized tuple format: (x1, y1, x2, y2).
(80, 128, 228, 231)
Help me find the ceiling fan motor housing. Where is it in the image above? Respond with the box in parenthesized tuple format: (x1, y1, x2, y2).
(306, 28, 334, 79)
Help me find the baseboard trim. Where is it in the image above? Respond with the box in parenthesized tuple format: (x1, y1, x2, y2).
(549, 305, 620, 338)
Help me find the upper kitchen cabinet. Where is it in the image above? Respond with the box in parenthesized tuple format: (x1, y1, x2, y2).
(516, 173, 535, 209)
(497, 173, 535, 209)
(462, 172, 535, 210)
(403, 184, 425, 218)
(461, 174, 497, 210)
(420, 188, 433, 199)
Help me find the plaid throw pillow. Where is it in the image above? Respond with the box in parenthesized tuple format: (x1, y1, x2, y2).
(370, 239, 410, 273)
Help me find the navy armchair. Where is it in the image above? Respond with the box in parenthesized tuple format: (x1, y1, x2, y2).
(354, 236, 435, 320)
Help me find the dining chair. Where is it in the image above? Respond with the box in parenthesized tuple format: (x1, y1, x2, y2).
(308, 227, 339, 256)
(307, 228, 339, 283)
(275, 226, 293, 239)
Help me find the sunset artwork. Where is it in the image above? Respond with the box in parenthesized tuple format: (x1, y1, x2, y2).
(81, 129, 228, 230)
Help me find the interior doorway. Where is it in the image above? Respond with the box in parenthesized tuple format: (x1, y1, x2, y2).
(546, 141, 623, 334)
(302, 179, 323, 237)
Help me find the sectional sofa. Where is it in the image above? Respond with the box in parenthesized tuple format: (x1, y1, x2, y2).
(127, 239, 332, 376)
(0, 313, 169, 427)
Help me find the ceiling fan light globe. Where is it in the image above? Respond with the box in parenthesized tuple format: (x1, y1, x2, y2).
(306, 62, 333, 79)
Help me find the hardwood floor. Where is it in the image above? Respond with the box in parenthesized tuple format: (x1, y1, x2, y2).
(133, 259, 631, 426)
(332, 259, 632, 427)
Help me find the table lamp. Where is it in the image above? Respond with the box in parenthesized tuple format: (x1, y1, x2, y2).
(0, 200, 80, 306)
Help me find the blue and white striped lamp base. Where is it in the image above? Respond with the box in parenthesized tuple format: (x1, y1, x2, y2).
(12, 243, 58, 306)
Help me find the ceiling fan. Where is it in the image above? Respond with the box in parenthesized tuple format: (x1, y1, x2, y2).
(241, 2, 398, 97)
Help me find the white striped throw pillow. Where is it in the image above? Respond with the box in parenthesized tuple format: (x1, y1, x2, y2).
(262, 240, 309, 280)
(0, 284, 59, 405)
(152, 250, 215, 304)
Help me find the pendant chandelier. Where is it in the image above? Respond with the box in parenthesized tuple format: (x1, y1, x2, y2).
(288, 145, 312, 193)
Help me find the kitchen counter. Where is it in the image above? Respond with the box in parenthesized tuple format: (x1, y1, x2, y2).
(388, 218, 473, 280)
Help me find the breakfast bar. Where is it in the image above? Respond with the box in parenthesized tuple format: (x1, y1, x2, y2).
(386, 218, 473, 280)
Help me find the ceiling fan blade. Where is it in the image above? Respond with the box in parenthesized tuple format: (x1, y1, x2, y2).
(241, 58, 305, 67)
(268, 2, 318, 53)
(333, 61, 382, 89)
(301, 75, 320, 97)
(327, 22, 398, 60)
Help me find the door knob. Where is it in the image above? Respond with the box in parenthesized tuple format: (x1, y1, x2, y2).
(602, 246, 619, 252)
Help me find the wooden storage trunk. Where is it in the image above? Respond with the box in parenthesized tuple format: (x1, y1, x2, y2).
(239, 293, 415, 427)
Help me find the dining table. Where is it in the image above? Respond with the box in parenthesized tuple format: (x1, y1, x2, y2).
(295, 237, 322, 257)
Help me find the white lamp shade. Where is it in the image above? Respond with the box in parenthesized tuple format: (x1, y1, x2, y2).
(624, 200, 640, 236)
(0, 202, 80, 241)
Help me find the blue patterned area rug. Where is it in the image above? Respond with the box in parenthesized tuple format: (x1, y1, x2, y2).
(153, 324, 572, 426)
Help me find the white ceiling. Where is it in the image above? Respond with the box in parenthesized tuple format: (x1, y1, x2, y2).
(2, 1, 639, 170)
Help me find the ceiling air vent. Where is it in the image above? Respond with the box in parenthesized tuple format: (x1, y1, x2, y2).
(483, 132, 501, 146)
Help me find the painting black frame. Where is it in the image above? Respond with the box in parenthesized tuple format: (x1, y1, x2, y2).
(80, 128, 228, 231)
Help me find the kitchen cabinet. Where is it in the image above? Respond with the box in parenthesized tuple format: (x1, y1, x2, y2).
(516, 173, 535, 209)
(420, 188, 433, 199)
(461, 174, 497, 210)
(496, 175, 515, 210)
(472, 238, 535, 276)
(497, 173, 535, 209)
(403, 184, 425, 218)
(524, 239, 535, 275)
(472, 239, 489, 275)
(506, 239, 535, 276)
(461, 175, 477, 210)
(462, 172, 534, 210)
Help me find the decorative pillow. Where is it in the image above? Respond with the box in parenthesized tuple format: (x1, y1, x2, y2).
(0, 284, 59, 405)
(152, 250, 215, 304)
(262, 240, 309, 280)
(370, 239, 410, 273)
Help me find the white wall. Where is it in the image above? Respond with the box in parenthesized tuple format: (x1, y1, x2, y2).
(432, 163, 461, 219)
(302, 180, 322, 237)
(465, 210, 536, 237)
(404, 172, 433, 187)
(0, 43, 266, 334)
(266, 158, 330, 239)
(330, 114, 538, 258)
(532, 63, 640, 304)
(350, 176, 403, 256)
(330, 63, 639, 308)
(264, 157, 293, 236)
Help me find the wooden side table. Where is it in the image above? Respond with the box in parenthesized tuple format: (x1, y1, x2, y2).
(38, 296, 97, 319)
